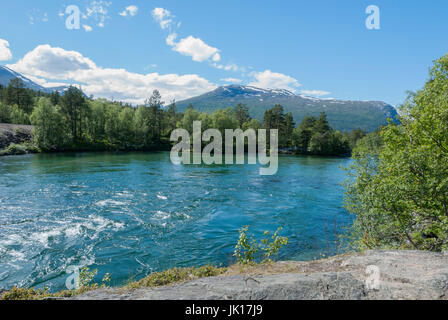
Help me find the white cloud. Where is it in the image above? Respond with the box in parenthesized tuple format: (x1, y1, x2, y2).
(83, 25, 93, 32)
(152, 8, 174, 30)
(152, 8, 225, 65)
(0, 39, 12, 61)
(300, 89, 331, 97)
(166, 33, 177, 46)
(119, 5, 138, 17)
(221, 78, 242, 83)
(85, 1, 111, 28)
(7, 44, 217, 104)
(212, 63, 243, 72)
(248, 70, 301, 92)
(170, 36, 220, 62)
(28, 9, 49, 25)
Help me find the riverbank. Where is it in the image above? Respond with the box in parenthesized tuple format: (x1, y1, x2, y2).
(3, 250, 448, 300)
(65, 250, 448, 300)
(0, 123, 36, 156)
(0, 123, 352, 158)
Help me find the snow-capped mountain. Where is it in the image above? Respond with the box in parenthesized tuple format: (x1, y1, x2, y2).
(176, 85, 399, 132)
(0, 66, 70, 94)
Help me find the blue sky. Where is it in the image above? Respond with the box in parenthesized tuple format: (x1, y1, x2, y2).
(0, 0, 447, 105)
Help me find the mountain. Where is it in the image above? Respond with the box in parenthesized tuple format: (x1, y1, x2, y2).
(0, 66, 69, 94)
(176, 85, 399, 132)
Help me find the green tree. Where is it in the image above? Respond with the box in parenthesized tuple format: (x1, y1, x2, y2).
(30, 98, 65, 150)
(211, 108, 239, 133)
(313, 112, 331, 134)
(242, 119, 261, 131)
(50, 91, 61, 106)
(164, 100, 178, 135)
(146, 90, 164, 142)
(233, 103, 251, 128)
(5, 78, 34, 113)
(346, 128, 367, 150)
(283, 112, 295, 147)
(86, 100, 107, 144)
(134, 105, 150, 147)
(262, 104, 285, 130)
(9, 105, 30, 124)
(104, 104, 121, 146)
(118, 107, 135, 148)
(60, 86, 88, 144)
(294, 116, 317, 152)
(0, 102, 11, 123)
(180, 107, 200, 134)
(345, 54, 448, 251)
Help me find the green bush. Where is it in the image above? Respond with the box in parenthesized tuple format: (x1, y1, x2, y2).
(6, 143, 28, 155)
(345, 53, 448, 251)
(234, 226, 289, 264)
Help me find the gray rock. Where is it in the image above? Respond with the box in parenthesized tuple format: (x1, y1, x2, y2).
(70, 250, 448, 300)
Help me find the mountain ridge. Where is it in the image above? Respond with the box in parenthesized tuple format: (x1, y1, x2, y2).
(176, 85, 399, 132)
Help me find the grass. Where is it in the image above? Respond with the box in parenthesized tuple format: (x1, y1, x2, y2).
(126, 265, 227, 289)
(0, 265, 227, 300)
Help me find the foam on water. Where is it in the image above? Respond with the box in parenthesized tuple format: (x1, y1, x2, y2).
(157, 193, 168, 200)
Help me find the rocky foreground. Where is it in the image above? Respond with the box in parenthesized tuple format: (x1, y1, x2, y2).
(71, 250, 448, 300)
(0, 123, 33, 150)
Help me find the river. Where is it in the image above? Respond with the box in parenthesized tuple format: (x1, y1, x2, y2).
(0, 152, 352, 291)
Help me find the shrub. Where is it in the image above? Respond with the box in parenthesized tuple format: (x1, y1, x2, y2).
(345, 53, 448, 251)
(234, 226, 289, 264)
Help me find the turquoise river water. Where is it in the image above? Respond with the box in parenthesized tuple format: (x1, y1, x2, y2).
(0, 152, 352, 291)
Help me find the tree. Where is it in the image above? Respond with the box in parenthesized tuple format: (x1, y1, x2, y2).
(211, 108, 239, 133)
(118, 107, 135, 148)
(0, 102, 11, 123)
(233, 103, 251, 127)
(6, 78, 34, 113)
(263, 104, 285, 130)
(30, 98, 65, 150)
(165, 100, 178, 135)
(9, 105, 30, 124)
(294, 116, 317, 152)
(50, 91, 61, 106)
(104, 104, 121, 146)
(263, 105, 293, 147)
(314, 112, 331, 134)
(345, 54, 448, 251)
(283, 112, 295, 147)
(60, 86, 88, 144)
(146, 90, 164, 142)
(134, 105, 147, 147)
(180, 106, 200, 134)
(346, 127, 367, 150)
(87, 100, 107, 144)
(242, 119, 261, 131)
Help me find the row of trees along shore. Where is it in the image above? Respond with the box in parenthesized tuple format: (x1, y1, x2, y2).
(0, 78, 366, 155)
